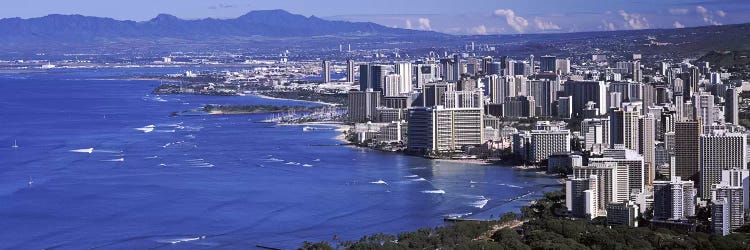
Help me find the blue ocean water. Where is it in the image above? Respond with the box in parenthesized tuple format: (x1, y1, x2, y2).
(0, 68, 560, 249)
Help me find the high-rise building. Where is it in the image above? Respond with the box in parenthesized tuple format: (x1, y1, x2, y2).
(712, 198, 730, 236)
(347, 89, 381, 123)
(722, 169, 750, 210)
(581, 118, 610, 154)
(641, 114, 657, 185)
(725, 88, 739, 125)
(711, 184, 745, 233)
(610, 102, 641, 152)
(590, 146, 645, 201)
(574, 163, 618, 211)
(414, 63, 439, 89)
(383, 74, 401, 97)
(566, 175, 599, 219)
(346, 60, 356, 83)
(406, 106, 483, 153)
(633, 60, 642, 82)
(422, 82, 452, 107)
(675, 121, 701, 183)
(558, 96, 573, 119)
(526, 79, 556, 116)
(693, 92, 716, 129)
(606, 202, 639, 227)
(321, 60, 331, 83)
(699, 130, 747, 199)
(503, 96, 536, 118)
(555, 58, 571, 75)
(394, 62, 413, 95)
(540, 55, 556, 72)
(529, 128, 571, 163)
(563, 80, 607, 117)
(653, 177, 696, 220)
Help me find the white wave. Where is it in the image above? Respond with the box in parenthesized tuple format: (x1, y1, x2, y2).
(410, 167, 428, 170)
(136, 125, 155, 133)
(506, 184, 523, 188)
(302, 164, 313, 167)
(95, 149, 123, 154)
(154, 130, 176, 133)
(145, 156, 159, 159)
(190, 163, 215, 168)
(445, 212, 472, 218)
(70, 148, 94, 154)
(411, 178, 427, 182)
(185, 134, 196, 139)
(370, 180, 389, 185)
(471, 198, 490, 209)
(404, 175, 419, 178)
(158, 236, 206, 244)
(162, 143, 172, 148)
(285, 162, 301, 165)
(470, 180, 488, 184)
(104, 158, 125, 162)
(152, 97, 168, 103)
(313, 158, 321, 162)
(421, 189, 445, 194)
(159, 163, 167, 167)
(264, 157, 285, 162)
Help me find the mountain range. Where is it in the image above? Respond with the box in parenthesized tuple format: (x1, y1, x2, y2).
(0, 9, 441, 46)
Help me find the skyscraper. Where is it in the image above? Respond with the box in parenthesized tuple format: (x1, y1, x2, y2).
(725, 88, 739, 125)
(641, 114, 656, 185)
(322, 60, 331, 83)
(675, 121, 701, 183)
(563, 80, 607, 117)
(711, 184, 745, 233)
(699, 130, 747, 199)
(540, 55, 556, 72)
(346, 60, 355, 83)
(394, 62, 413, 95)
(347, 89, 381, 123)
(653, 177, 696, 220)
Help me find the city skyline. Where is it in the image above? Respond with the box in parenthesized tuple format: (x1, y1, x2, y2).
(1, 0, 749, 35)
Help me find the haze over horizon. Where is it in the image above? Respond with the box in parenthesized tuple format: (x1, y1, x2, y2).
(2, 0, 750, 35)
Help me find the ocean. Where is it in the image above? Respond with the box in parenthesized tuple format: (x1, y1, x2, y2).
(0, 68, 560, 249)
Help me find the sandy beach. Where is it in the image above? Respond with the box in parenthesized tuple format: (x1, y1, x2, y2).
(277, 121, 351, 143)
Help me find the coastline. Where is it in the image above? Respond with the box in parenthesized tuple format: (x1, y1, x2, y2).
(277, 121, 351, 144)
(249, 92, 340, 107)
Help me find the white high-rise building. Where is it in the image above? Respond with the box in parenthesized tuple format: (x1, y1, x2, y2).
(722, 169, 750, 210)
(566, 175, 600, 219)
(322, 60, 331, 83)
(383, 74, 401, 97)
(711, 184, 745, 233)
(590, 146, 644, 202)
(641, 114, 656, 185)
(653, 177, 696, 220)
(394, 62, 413, 95)
(529, 128, 571, 163)
(581, 118, 610, 155)
(574, 163, 618, 212)
(346, 60, 356, 83)
(699, 130, 747, 199)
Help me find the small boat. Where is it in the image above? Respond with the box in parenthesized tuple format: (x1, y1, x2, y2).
(28, 176, 33, 187)
(11, 140, 18, 148)
(303, 126, 315, 131)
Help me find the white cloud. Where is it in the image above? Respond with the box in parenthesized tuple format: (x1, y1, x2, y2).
(534, 18, 561, 31)
(696, 5, 721, 25)
(601, 20, 616, 31)
(494, 9, 529, 33)
(470, 25, 488, 35)
(618, 10, 650, 30)
(696, 5, 708, 14)
(669, 8, 689, 15)
(673, 21, 685, 28)
(418, 18, 431, 30)
(404, 19, 412, 29)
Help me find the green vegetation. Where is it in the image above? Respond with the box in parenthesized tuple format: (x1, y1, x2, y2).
(203, 104, 313, 114)
(260, 90, 348, 106)
(299, 191, 750, 250)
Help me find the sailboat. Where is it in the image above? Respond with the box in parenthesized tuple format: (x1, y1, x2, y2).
(27, 176, 33, 187)
(11, 140, 18, 148)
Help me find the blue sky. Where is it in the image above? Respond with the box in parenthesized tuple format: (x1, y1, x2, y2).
(2, 0, 749, 34)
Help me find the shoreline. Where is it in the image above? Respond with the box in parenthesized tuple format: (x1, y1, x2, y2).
(249, 92, 340, 107)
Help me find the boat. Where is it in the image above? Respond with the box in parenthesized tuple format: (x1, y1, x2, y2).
(27, 176, 33, 187)
(303, 126, 315, 131)
(11, 140, 18, 148)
